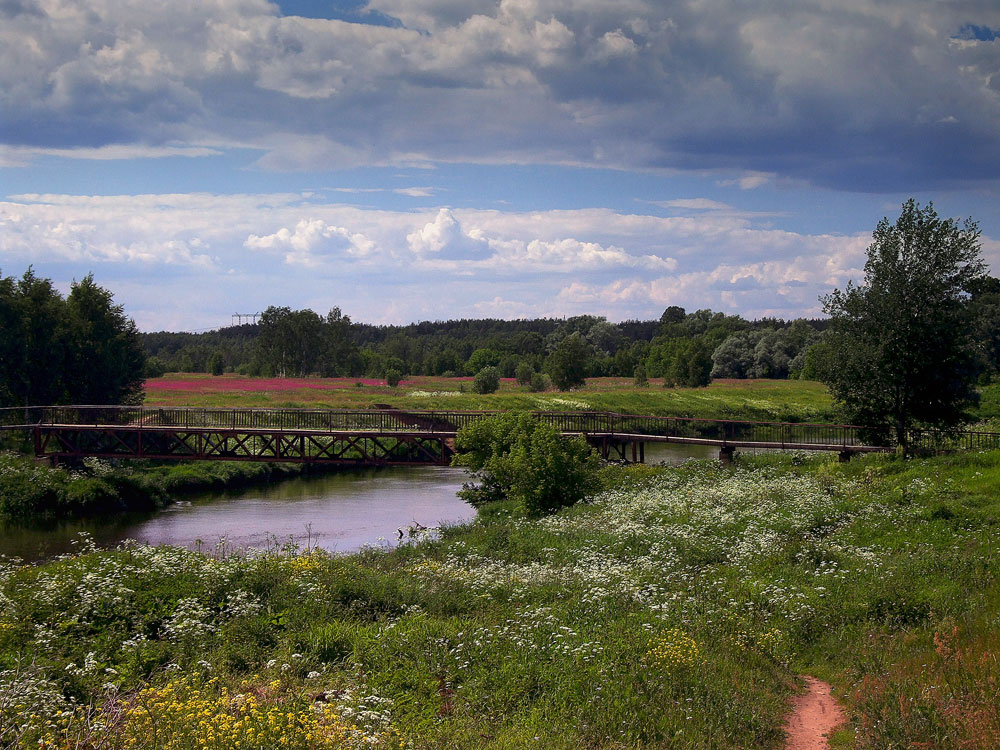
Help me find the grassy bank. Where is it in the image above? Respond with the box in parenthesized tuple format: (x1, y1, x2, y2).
(0, 453, 317, 520)
(2, 450, 998, 747)
(147, 374, 839, 422)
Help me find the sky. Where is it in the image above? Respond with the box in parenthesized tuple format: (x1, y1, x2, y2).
(1, 0, 998, 331)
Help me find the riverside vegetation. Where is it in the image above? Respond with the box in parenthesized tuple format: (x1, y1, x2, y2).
(2, 449, 999, 748)
(0, 452, 318, 520)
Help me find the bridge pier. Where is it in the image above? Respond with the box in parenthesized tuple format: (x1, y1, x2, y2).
(839, 450, 853, 463)
(719, 446, 736, 466)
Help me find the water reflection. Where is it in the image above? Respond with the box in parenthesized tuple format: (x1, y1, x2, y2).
(1, 466, 473, 562)
(0, 442, 718, 562)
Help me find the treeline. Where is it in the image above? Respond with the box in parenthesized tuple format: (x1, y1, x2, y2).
(140, 304, 842, 388)
(0, 269, 145, 407)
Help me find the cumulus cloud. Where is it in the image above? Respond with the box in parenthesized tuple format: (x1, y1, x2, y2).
(483, 237, 677, 274)
(245, 218, 376, 266)
(2, 0, 998, 190)
(406, 208, 489, 259)
(0, 192, 903, 328)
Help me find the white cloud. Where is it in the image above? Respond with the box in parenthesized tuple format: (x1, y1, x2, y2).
(245, 218, 376, 266)
(406, 208, 489, 258)
(1, 192, 983, 329)
(2, 0, 998, 189)
(656, 198, 733, 211)
(393, 186, 436, 197)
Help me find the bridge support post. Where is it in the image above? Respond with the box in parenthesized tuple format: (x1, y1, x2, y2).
(719, 446, 735, 466)
(639, 442, 644, 464)
(839, 450, 853, 463)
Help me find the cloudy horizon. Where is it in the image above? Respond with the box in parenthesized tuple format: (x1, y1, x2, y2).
(2, 0, 998, 330)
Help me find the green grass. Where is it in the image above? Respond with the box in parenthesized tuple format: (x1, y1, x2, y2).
(3, 450, 999, 747)
(146, 374, 840, 423)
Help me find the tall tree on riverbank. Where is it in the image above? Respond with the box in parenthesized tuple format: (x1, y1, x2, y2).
(0, 269, 145, 406)
(821, 200, 987, 449)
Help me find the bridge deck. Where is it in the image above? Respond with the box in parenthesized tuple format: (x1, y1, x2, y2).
(5, 406, 999, 464)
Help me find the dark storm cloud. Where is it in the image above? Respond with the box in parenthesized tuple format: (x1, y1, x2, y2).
(2, 0, 998, 191)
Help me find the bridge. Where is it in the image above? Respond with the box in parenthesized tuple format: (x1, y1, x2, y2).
(3, 406, 999, 466)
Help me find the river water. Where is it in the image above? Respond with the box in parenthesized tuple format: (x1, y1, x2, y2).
(0, 442, 717, 562)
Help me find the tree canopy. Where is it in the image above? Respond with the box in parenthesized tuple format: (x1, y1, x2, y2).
(0, 269, 146, 406)
(820, 199, 987, 449)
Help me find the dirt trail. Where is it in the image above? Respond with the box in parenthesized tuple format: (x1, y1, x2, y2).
(783, 676, 846, 750)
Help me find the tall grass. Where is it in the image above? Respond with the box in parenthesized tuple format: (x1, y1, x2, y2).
(2, 450, 999, 747)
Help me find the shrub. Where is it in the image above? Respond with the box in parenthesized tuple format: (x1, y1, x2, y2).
(385, 369, 402, 387)
(633, 364, 648, 387)
(515, 361, 534, 387)
(472, 366, 500, 394)
(144, 356, 168, 378)
(208, 352, 224, 376)
(529, 372, 549, 392)
(452, 413, 599, 516)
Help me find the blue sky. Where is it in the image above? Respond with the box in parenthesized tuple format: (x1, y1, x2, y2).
(1, 0, 998, 331)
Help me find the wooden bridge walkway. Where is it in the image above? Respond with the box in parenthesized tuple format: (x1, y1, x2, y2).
(3, 406, 999, 466)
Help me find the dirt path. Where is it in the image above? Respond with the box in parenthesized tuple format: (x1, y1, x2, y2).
(783, 676, 846, 750)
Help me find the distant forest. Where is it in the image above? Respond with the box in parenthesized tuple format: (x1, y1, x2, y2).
(140, 306, 838, 386)
(141, 284, 1000, 388)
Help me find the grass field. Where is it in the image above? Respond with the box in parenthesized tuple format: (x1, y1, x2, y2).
(2, 450, 999, 748)
(145, 374, 840, 423)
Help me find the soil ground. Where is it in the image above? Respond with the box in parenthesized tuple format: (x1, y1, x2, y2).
(784, 676, 845, 750)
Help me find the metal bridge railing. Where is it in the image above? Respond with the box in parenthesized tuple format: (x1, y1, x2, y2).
(5, 405, 1000, 452)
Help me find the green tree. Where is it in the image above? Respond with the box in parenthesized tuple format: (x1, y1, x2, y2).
(968, 276, 1000, 380)
(207, 352, 224, 376)
(64, 275, 146, 404)
(821, 200, 987, 449)
(665, 339, 712, 387)
(320, 307, 362, 376)
(545, 333, 592, 390)
(472, 365, 500, 394)
(633, 364, 648, 387)
(256, 306, 325, 377)
(515, 361, 534, 387)
(0, 269, 70, 406)
(466, 347, 501, 375)
(0, 269, 144, 406)
(385, 368, 402, 387)
(452, 413, 599, 516)
(144, 356, 168, 378)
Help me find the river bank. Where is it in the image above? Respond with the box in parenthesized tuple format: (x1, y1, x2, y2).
(0, 451, 335, 520)
(2, 450, 998, 748)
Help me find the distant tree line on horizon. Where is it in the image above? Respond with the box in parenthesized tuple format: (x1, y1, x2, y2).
(138, 282, 1000, 392)
(139, 305, 842, 388)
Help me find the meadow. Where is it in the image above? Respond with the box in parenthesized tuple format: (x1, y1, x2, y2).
(2, 450, 999, 748)
(145, 374, 841, 423)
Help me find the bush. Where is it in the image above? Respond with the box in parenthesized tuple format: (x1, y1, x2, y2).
(144, 356, 168, 378)
(452, 413, 599, 516)
(208, 352, 224, 376)
(633, 364, 648, 387)
(529, 372, 549, 392)
(515, 362, 534, 387)
(385, 369, 402, 387)
(472, 366, 500, 394)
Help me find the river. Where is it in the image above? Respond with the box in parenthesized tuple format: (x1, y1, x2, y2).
(0, 442, 718, 562)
